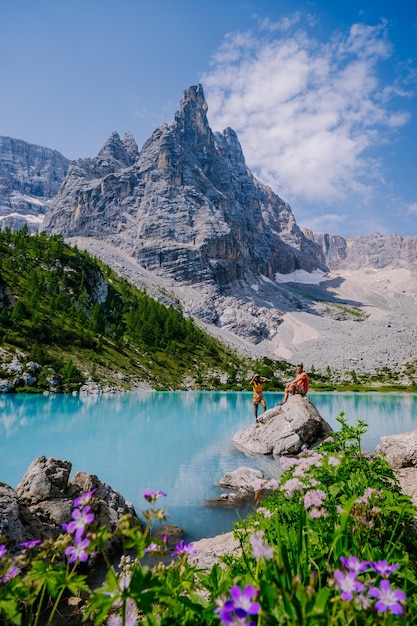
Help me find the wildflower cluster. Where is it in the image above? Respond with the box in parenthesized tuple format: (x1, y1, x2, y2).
(62, 488, 96, 563)
(224, 417, 416, 624)
(280, 448, 331, 517)
(333, 556, 406, 615)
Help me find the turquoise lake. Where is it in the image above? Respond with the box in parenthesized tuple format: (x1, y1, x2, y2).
(1, 391, 416, 541)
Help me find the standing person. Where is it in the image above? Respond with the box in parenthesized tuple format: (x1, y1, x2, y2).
(250, 374, 269, 421)
(282, 363, 309, 404)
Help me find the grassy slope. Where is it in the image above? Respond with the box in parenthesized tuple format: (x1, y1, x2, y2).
(0, 229, 291, 392)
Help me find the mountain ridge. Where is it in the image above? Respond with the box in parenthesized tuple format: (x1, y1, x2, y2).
(0, 136, 70, 232)
(1, 85, 417, 382)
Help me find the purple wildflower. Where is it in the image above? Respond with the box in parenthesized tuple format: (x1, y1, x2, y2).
(369, 579, 406, 615)
(340, 556, 369, 573)
(144, 542, 160, 553)
(304, 489, 326, 509)
(73, 489, 97, 508)
(230, 585, 260, 614)
(143, 490, 167, 502)
(62, 505, 94, 538)
(172, 540, 196, 556)
(257, 506, 273, 519)
(0, 566, 19, 583)
(19, 540, 42, 549)
(370, 560, 400, 577)
(0, 545, 7, 558)
(252, 479, 266, 492)
(281, 477, 305, 498)
(249, 530, 274, 559)
(215, 585, 260, 625)
(333, 570, 364, 601)
(328, 456, 341, 466)
(263, 478, 279, 490)
(65, 536, 91, 564)
(280, 457, 298, 471)
(309, 506, 328, 518)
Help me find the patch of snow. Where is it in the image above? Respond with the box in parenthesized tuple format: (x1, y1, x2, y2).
(251, 284, 259, 292)
(0, 212, 43, 224)
(10, 192, 48, 207)
(260, 274, 274, 284)
(274, 269, 328, 285)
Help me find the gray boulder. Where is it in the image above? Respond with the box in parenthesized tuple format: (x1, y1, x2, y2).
(232, 394, 332, 456)
(0, 483, 27, 545)
(376, 430, 417, 469)
(188, 531, 242, 571)
(17, 456, 72, 504)
(1, 456, 138, 551)
(0, 379, 14, 393)
(1, 358, 23, 376)
(21, 372, 37, 386)
(376, 430, 417, 507)
(216, 466, 264, 491)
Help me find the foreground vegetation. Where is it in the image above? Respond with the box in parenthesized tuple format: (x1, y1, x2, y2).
(1, 417, 416, 624)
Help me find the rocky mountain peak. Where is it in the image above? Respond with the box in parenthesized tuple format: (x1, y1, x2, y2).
(121, 131, 139, 159)
(0, 136, 70, 232)
(175, 84, 209, 131)
(311, 231, 417, 271)
(43, 84, 326, 287)
(96, 130, 138, 170)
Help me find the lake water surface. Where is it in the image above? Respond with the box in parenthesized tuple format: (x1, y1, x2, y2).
(1, 391, 416, 541)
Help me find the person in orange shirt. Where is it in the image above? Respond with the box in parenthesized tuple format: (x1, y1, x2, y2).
(250, 374, 269, 421)
(282, 363, 309, 404)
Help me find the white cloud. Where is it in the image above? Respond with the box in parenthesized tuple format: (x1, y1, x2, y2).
(201, 17, 411, 212)
(406, 202, 417, 215)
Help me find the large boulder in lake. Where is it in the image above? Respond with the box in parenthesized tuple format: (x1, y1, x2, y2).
(0, 456, 138, 551)
(233, 394, 332, 456)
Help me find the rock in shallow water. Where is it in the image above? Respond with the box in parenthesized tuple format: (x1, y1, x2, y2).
(232, 394, 332, 456)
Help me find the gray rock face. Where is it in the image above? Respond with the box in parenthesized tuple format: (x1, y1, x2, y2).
(188, 532, 242, 571)
(232, 395, 332, 456)
(216, 467, 264, 491)
(0, 136, 70, 232)
(0, 484, 27, 546)
(309, 230, 417, 271)
(376, 430, 417, 469)
(2, 456, 138, 550)
(42, 85, 326, 288)
(376, 430, 417, 507)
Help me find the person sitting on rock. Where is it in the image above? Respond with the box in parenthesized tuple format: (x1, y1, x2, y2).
(250, 374, 269, 421)
(282, 363, 309, 404)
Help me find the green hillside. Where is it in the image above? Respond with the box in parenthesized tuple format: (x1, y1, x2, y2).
(0, 228, 287, 392)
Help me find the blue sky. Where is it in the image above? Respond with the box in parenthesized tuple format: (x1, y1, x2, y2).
(1, 0, 416, 238)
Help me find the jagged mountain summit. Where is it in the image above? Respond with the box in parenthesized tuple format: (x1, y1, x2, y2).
(39, 85, 417, 376)
(0, 136, 70, 232)
(41, 85, 331, 348)
(42, 85, 326, 287)
(308, 231, 417, 271)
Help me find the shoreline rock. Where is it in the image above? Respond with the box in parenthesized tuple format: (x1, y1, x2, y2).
(376, 429, 417, 507)
(0, 456, 138, 552)
(232, 394, 332, 456)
